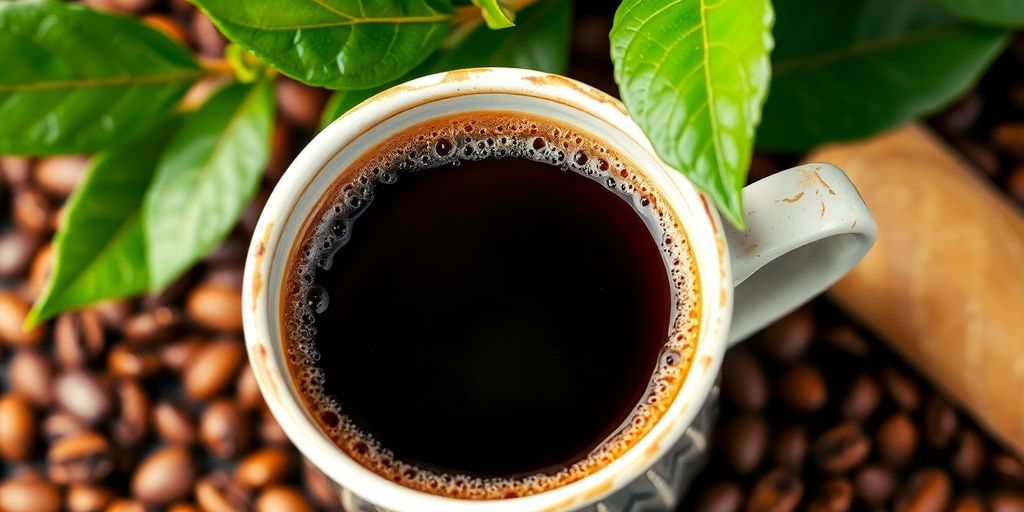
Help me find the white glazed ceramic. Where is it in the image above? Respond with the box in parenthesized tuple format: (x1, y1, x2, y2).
(242, 68, 877, 512)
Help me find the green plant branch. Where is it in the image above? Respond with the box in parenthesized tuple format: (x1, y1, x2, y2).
(446, 0, 539, 48)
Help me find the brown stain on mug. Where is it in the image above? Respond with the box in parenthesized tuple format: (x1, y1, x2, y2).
(778, 191, 804, 204)
(251, 222, 274, 312)
(521, 74, 629, 116)
(581, 479, 615, 500)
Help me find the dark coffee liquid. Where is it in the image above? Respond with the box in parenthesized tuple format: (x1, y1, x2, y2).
(283, 113, 700, 499)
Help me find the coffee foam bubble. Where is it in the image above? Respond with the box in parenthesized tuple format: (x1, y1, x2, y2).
(282, 112, 701, 500)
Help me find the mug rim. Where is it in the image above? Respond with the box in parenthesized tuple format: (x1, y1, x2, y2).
(242, 67, 733, 512)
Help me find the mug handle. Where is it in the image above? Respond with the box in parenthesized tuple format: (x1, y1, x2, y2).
(719, 163, 877, 346)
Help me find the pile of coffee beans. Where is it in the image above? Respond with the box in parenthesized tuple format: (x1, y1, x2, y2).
(683, 305, 1024, 512)
(0, 4, 333, 511)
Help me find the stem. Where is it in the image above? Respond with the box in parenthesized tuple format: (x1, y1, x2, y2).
(198, 57, 235, 77)
(445, 0, 540, 49)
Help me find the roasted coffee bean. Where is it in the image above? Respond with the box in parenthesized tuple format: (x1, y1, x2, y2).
(235, 447, 295, 489)
(112, 380, 150, 447)
(237, 365, 263, 410)
(991, 452, 1024, 485)
(205, 263, 244, 290)
(92, 299, 132, 328)
(13, 188, 52, 233)
(55, 370, 112, 425)
(0, 475, 62, 512)
(992, 122, 1024, 156)
(0, 156, 31, 187)
(67, 484, 115, 512)
(937, 93, 983, 133)
(991, 492, 1024, 512)
(0, 292, 44, 347)
(772, 425, 808, 469)
(690, 482, 742, 512)
(35, 155, 87, 198)
(0, 229, 38, 278)
(819, 326, 870, 357)
(55, 310, 106, 369)
(186, 281, 243, 332)
(302, 460, 337, 510)
(1009, 166, 1024, 204)
(854, 464, 897, 506)
(951, 429, 986, 481)
(183, 337, 246, 399)
(122, 306, 181, 344)
(777, 363, 827, 413)
(168, 504, 202, 512)
(160, 336, 203, 372)
(189, 12, 227, 56)
(132, 446, 196, 505)
(200, 399, 252, 459)
(923, 396, 957, 448)
(43, 411, 88, 443)
(143, 271, 196, 311)
(813, 422, 870, 474)
(757, 307, 813, 361)
(195, 472, 252, 512)
(881, 367, 921, 411)
(840, 374, 880, 421)
(276, 78, 329, 130)
(720, 414, 768, 475)
(141, 14, 188, 45)
(746, 468, 803, 512)
(10, 349, 54, 405)
(107, 344, 160, 380)
(0, 393, 36, 461)
(894, 468, 951, 512)
(259, 409, 289, 445)
(153, 400, 197, 445)
(255, 485, 315, 512)
(952, 495, 985, 512)
(959, 139, 1001, 176)
(722, 348, 768, 411)
(105, 498, 147, 512)
(805, 479, 853, 512)
(266, 121, 294, 182)
(28, 242, 53, 298)
(875, 412, 918, 467)
(47, 431, 114, 484)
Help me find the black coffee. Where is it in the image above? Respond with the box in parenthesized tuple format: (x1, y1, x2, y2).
(283, 112, 700, 499)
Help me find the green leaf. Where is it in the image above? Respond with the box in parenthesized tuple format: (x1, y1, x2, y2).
(925, 0, 1024, 27)
(473, 0, 515, 29)
(320, 0, 571, 128)
(190, 0, 454, 90)
(0, 0, 202, 155)
(27, 118, 182, 326)
(144, 81, 274, 290)
(758, 0, 1010, 152)
(610, 0, 774, 229)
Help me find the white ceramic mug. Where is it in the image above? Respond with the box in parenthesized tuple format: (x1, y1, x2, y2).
(242, 68, 877, 512)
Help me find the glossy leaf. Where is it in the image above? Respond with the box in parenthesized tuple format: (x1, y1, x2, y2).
(27, 118, 182, 326)
(144, 81, 274, 290)
(758, 0, 1010, 152)
(190, 0, 454, 90)
(320, 0, 571, 127)
(473, 0, 515, 29)
(925, 0, 1024, 27)
(0, 0, 202, 155)
(611, 0, 774, 228)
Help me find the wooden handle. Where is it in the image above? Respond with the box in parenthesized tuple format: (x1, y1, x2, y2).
(808, 123, 1024, 457)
